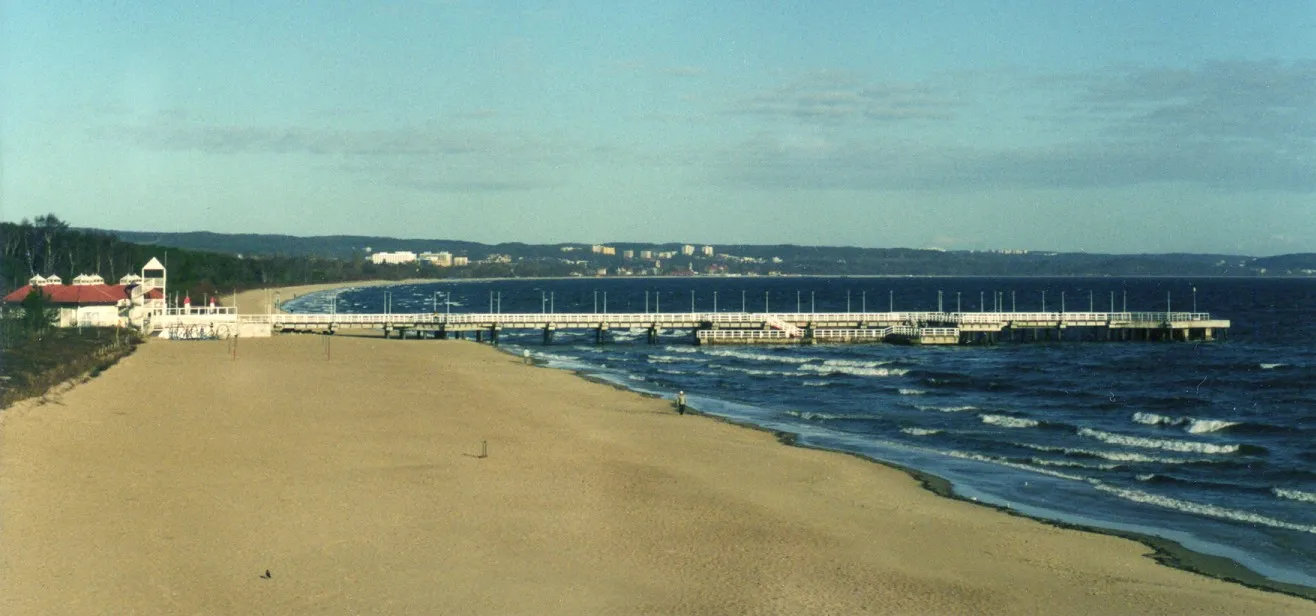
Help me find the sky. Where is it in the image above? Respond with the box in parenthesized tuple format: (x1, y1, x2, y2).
(3, 1, 1314, 255)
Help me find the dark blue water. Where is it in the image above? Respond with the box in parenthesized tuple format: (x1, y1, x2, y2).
(285, 277, 1316, 587)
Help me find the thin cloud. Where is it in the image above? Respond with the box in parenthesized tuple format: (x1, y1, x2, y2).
(728, 71, 959, 123)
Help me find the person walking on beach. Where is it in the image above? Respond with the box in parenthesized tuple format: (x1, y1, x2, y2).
(676, 391, 686, 415)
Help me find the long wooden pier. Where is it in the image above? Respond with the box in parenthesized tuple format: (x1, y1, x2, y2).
(232, 310, 1230, 345)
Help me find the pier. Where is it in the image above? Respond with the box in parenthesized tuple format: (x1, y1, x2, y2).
(226, 310, 1230, 345)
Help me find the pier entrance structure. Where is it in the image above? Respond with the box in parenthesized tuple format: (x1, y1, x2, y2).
(240, 310, 1229, 345)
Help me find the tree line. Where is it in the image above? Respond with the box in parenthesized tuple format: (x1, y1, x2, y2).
(2, 215, 559, 302)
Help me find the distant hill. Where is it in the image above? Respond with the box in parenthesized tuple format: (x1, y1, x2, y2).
(94, 228, 1316, 277)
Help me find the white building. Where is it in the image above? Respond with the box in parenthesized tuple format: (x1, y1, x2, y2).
(681, 245, 695, 256)
(370, 251, 418, 265)
(421, 251, 453, 266)
(701, 245, 714, 257)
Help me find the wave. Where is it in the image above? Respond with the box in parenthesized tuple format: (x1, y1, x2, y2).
(901, 427, 942, 436)
(898, 388, 927, 396)
(801, 380, 832, 387)
(1093, 483, 1316, 534)
(798, 364, 909, 378)
(981, 414, 1039, 429)
(1131, 412, 1240, 434)
(915, 404, 977, 413)
(648, 354, 699, 364)
(945, 451, 1086, 481)
(822, 358, 895, 368)
(1260, 363, 1287, 370)
(702, 349, 815, 364)
(1029, 457, 1121, 471)
(1015, 442, 1220, 465)
(661, 346, 699, 354)
(783, 409, 873, 422)
(655, 368, 686, 375)
(717, 365, 794, 377)
(1273, 488, 1316, 504)
(1077, 427, 1243, 455)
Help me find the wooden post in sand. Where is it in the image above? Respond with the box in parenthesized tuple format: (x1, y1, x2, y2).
(480, 440, 488, 459)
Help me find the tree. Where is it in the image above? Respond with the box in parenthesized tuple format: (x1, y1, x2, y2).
(20, 288, 58, 334)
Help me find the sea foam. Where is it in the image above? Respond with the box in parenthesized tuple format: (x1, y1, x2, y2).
(798, 364, 909, 377)
(702, 349, 815, 364)
(1273, 488, 1316, 504)
(1078, 428, 1240, 454)
(1131, 412, 1239, 434)
(1094, 484, 1316, 534)
(981, 414, 1040, 429)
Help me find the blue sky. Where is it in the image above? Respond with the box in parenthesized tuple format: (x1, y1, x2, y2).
(3, 1, 1314, 254)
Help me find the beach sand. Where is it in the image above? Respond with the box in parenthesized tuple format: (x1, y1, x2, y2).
(1, 332, 1309, 615)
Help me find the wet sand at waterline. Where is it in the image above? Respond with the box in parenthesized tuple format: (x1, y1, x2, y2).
(1, 336, 1309, 614)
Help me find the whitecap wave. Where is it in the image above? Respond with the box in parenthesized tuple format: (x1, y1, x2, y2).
(718, 365, 793, 377)
(945, 451, 1085, 481)
(822, 358, 894, 368)
(1016, 442, 1210, 464)
(1029, 457, 1120, 471)
(801, 380, 832, 387)
(1273, 488, 1316, 504)
(1093, 484, 1316, 534)
(981, 414, 1039, 429)
(783, 410, 871, 421)
(901, 427, 942, 436)
(1131, 412, 1239, 434)
(798, 364, 909, 377)
(1260, 363, 1287, 370)
(898, 388, 926, 395)
(1185, 419, 1240, 434)
(1078, 428, 1240, 454)
(702, 349, 815, 364)
(662, 346, 699, 354)
(915, 404, 977, 413)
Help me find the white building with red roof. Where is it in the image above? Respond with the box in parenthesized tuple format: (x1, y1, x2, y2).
(4, 257, 167, 328)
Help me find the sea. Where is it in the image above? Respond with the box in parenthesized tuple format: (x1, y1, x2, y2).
(283, 276, 1316, 589)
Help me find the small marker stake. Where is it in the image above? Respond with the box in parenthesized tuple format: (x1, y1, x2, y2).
(480, 440, 488, 459)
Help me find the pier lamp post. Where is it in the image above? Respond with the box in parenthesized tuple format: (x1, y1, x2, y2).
(1123, 290, 1127, 313)
(957, 292, 961, 314)
(714, 291, 718, 313)
(980, 291, 984, 312)
(846, 290, 851, 313)
(1012, 291, 1016, 313)
(603, 291, 608, 314)
(765, 291, 769, 313)
(742, 290, 746, 313)
(1061, 291, 1066, 313)
(938, 291, 943, 313)
(889, 290, 893, 313)
(862, 291, 866, 313)
(1110, 291, 1115, 313)
(497, 292, 502, 314)
(550, 292, 554, 314)
(811, 291, 815, 313)
(797, 290, 801, 313)
(594, 290, 598, 314)
(541, 291, 547, 314)
(489, 291, 493, 313)
(1193, 287, 1197, 313)
(1042, 291, 1046, 312)
(690, 290, 695, 314)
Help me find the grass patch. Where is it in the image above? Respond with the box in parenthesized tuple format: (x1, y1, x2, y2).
(0, 327, 142, 409)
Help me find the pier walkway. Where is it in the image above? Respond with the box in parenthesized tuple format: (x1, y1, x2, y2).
(221, 310, 1229, 345)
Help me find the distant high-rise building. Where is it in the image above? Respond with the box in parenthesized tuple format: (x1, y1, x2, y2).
(701, 245, 714, 256)
(421, 251, 453, 266)
(622, 250, 634, 259)
(601, 246, 616, 256)
(452, 256, 470, 266)
(640, 250, 654, 259)
(681, 244, 695, 256)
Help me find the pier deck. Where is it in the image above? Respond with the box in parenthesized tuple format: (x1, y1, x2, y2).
(217, 311, 1229, 345)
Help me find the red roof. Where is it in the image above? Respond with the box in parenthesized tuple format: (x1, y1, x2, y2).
(3, 284, 132, 305)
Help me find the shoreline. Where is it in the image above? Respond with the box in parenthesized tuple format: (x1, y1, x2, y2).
(506, 344, 1316, 603)
(258, 280, 1311, 602)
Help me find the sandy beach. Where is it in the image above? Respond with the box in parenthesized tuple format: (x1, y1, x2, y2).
(1, 327, 1310, 614)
